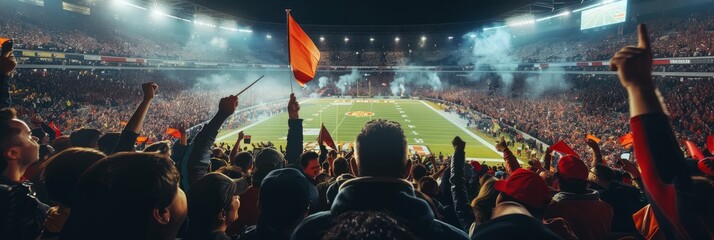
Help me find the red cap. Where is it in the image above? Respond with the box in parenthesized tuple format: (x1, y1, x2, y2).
(470, 161, 482, 173)
(699, 157, 714, 177)
(494, 168, 551, 208)
(557, 155, 588, 181)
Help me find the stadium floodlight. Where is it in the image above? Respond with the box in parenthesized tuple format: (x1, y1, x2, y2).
(448, 36, 454, 40)
(421, 36, 427, 41)
(320, 36, 325, 42)
(266, 34, 272, 39)
(469, 34, 476, 38)
(506, 14, 535, 27)
(536, 11, 571, 22)
(344, 37, 349, 42)
(238, 29, 252, 33)
(482, 25, 507, 31)
(395, 37, 400, 42)
(370, 37, 375, 42)
(115, 0, 147, 10)
(219, 26, 238, 32)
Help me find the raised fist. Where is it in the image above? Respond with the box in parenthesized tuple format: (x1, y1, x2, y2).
(142, 82, 158, 100)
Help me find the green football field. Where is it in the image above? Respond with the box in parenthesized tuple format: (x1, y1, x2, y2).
(216, 99, 504, 161)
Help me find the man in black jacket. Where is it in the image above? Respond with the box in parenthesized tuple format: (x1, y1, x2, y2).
(291, 119, 468, 240)
(0, 108, 48, 239)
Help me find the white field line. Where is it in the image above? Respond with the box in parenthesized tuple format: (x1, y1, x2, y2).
(216, 99, 313, 141)
(419, 100, 518, 162)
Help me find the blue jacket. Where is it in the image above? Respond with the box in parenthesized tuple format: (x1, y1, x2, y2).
(291, 176, 469, 240)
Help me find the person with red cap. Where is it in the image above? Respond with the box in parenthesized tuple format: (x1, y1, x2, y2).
(450, 136, 576, 239)
(544, 155, 613, 239)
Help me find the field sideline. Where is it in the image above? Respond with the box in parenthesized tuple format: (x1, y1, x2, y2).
(216, 99, 505, 161)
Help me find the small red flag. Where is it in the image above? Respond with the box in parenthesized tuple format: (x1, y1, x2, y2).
(317, 124, 337, 150)
(707, 135, 714, 155)
(288, 12, 321, 86)
(136, 136, 148, 144)
(586, 134, 601, 144)
(166, 128, 181, 138)
(684, 141, 705, 160)
(549, 140, 580, 159)
(619, 133, 633, 148)
(47, 121, 62, 137)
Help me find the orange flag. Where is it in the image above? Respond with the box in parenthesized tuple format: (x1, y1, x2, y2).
(586, 134, 601, 143)
(317, 124, 337, 150)
(684, 141, 704, 160)
(120, 121, 128, 126)
(166, 128, 181, 138)
(619, 133, 633, 148)
(288, 11, 321, 86)
(136, 136, 148, 144)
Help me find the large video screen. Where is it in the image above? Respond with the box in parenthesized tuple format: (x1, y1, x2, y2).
(580, 0, 627, 30)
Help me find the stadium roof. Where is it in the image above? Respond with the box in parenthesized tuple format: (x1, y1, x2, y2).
(104, 0, 608, 32)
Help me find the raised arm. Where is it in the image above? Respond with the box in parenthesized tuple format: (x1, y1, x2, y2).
(111, 82, 157, 154)
(611, 24, 710, 239)
(285, 93, 303, 168)
(449, 136, 475, 232)
(181, 95, 237, 189)
(229, 131, 244, 164)
(586, 139, 604, 166)
(542, 147, 553, 171)
(495, 137, 521, 174)
(171, 126, 188, 168)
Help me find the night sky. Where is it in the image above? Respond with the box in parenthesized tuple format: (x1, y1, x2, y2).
(191, 0, 522, 25)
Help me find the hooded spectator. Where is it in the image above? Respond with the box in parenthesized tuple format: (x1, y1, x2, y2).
(544, 155, 613, 239)
(292, 119, 469, 239)
(241, 168, 315, 240)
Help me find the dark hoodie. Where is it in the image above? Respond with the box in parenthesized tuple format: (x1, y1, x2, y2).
(544, 190, 613, 240)
(291, 177, 469, 240)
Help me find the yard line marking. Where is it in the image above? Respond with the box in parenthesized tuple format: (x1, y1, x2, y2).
(217, 99, 313, 141)
(334, 100, 356, 133)
(419, 100, 509, 160)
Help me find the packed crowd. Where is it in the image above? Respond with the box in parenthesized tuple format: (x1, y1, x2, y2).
(423, 73, 714, 164)
(2, 23, 714, 240)
(5, 69, 290, 145)
(4, 1, 714, 68)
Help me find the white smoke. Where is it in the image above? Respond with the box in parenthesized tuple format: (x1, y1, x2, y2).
(336, 69, 360, 94)
(209, 37, 228, 49)
(318, 76, 329, 88)
(389, 70, 444, 96)
(524, 67, 571, 97)
(390, 77, 406, 96)
(458, 29, 518, 90)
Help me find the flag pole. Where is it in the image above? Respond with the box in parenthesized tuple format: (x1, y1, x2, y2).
(286, 9, 294, 94)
